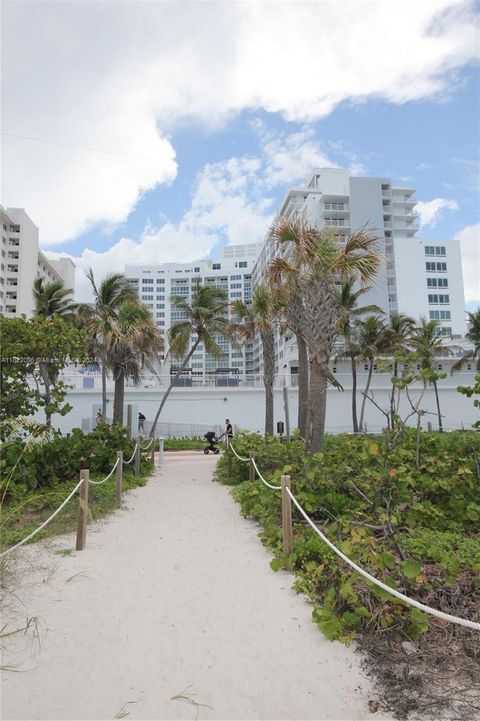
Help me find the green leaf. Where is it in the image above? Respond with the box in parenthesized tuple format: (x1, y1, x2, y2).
(401, 560, 421, 579)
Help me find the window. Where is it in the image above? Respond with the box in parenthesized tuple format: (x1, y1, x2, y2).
(324, 202, 344, 210)
(212, 263, 221, 270)
(141, 295, 153, 301)
(427, 278, 448, 288)
(430, 310, 451, 320)
(156, 312, 165, 317)
(230, 274, 241, 280)
(156, 278, 165, 284)
(439, 294, 449, 304)
(156, 295, 164, 301)
(231, 291, 242, 298)
(156, 303, 164, 309)
(425, 245, 446, 256)
(230, 283, 242, 289)
(194, 267, 200, 272)
(142, 278, 154, 284)
(239, 261, 247, 268)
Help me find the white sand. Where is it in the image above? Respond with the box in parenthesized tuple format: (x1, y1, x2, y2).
(1, 452, 391, 721)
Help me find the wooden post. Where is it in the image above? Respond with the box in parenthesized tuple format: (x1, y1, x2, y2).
(227, 440, 232, 478)
(134, 436, 140, 477)
(427, 421, 432, 433)
(126, 404, 132, 441)
(75, 469, 89, 551)
(281, 474, 293, 555)
(116, 451, 123, 507)
(159, 437, 165, 467)
(249, 453, 255, 482)
(151, 436, 156, 467)
(283, 384, 291, 442)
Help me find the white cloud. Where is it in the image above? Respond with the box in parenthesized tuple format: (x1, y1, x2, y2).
(415, 198, 459, 227)
(2, 1, 478, 244)
(455, 223, 480, 303)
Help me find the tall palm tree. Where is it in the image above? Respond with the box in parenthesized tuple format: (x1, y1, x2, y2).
(149, 284, 231, 437)
(77, 270, 136, 422)
(271, 219, 380, 452)
(232, 285, 276, 435)
(354, 315, 388, 432)
(33, 278, 75, 426)
(335, 280, 383, 432)
(410, 317, 452, 433)
(105, 300, 163, 425)
(383, 312, 415, 428)
(268, 277, 309, 438)
(451, 309, 480, 372)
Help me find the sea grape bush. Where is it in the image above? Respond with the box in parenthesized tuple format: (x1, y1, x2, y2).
(217, 430, 480, 642)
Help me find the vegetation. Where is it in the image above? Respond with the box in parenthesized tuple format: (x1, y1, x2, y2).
(452, 309, 480, 372)
(149, 284, 232, 437)
(0, 424, 152, 550)
(216, 430, 480, 718)
(270, 220, 380, 452)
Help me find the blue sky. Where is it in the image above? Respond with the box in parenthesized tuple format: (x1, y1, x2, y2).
(2, 1, 479, 305)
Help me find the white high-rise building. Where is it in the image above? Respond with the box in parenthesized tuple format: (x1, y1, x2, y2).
(251, 168, 467, 376)
(0, 206, 75, 318)
(125, 243, 262, 381)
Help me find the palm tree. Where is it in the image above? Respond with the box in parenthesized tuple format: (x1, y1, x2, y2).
(77, 270, 136, 422)
(33, 278, 76, 425)
(271, 219, 380, 452)
(33, 277, 75, 319)
(268, 277, 309, 438)
(451, 309, 480, 372)
(149, 284, 231, 437)
(383, 312, 415, 428)
(410, 317, 452, 432)
(232, 285, 276, 435)
(105, 300, 163, 425)
(355, 315, 388, 432)
(335, 280, 383, 432)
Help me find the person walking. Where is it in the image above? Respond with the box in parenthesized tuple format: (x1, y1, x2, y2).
(225, 418, 233, 439)
(138, 411, 146, 433)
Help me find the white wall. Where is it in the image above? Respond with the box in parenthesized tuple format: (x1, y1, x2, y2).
(47, 375, 479, 436)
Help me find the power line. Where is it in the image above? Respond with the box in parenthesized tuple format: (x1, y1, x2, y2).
(1, 132, 155, 161)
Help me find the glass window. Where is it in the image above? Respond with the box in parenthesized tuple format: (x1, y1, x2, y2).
(239, 261, 247, 268)
(156, 278, 165, 283)
(212, 263, 221, 270)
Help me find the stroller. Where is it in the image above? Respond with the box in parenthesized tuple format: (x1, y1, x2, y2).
(203, 431, 220, 455)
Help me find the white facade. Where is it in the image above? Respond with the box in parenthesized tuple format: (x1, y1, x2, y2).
(0, 206, 75, 318)
(125, 243, 262, 379)
(251, 168, 467, 375)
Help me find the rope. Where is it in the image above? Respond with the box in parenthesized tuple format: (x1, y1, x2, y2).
(89, 458, 120, 485)
(285, 487, 480, 632)
(123, 443, 138, 465)
(229, 443, 249, 462)
(0, 479, 84, 559)
(140, 438, 154, 450)
(252, 458, 282, 490)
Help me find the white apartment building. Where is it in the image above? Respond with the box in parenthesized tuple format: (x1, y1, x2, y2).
(0, 206, 75, 317)
(125, 243, 262, 381)
(251, 168, 467, 376)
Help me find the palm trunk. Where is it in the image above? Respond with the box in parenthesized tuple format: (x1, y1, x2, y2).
(113, 368, 125, 425)
(101, 363, 107, 422)
(149, 340, 199, 437)
(359, 359, 374, 432)
(308, 361, 328, 453)
(433, 379, 443, 432)
(39, 361, 52, 427)
(297, 333, 309, 438)
(351, 352, 358, 433)
(390, 360, 398, 430)
(261, 329, 275, 435)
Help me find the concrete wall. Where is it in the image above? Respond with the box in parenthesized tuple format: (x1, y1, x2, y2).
(48, 376, 478, 436)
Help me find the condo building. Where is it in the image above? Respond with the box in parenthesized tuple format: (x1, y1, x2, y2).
(125, 243, 262, 381)
(0, 206, 75, 317)
(251, 168, 467, 377)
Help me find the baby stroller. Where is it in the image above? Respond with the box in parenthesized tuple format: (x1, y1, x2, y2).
(203, 431, 220, 455)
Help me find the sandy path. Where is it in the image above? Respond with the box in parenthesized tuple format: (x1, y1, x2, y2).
(1, 453, 389, 721)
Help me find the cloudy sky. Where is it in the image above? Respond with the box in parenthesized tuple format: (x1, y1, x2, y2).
(1, 0, 479, 307)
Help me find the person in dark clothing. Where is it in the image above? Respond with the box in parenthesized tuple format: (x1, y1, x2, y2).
(225, 419, 233, 438)
(138, 411, 146, 433)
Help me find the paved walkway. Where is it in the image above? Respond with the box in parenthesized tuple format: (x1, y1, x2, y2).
(2, 453, 388, 720)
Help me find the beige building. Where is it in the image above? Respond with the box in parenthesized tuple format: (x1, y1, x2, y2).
(0, 206, 75, 318)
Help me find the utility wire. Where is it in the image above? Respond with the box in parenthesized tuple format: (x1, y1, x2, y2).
(1, 132, 154, 161)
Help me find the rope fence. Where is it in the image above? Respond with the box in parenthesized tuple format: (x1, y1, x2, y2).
(227, 441, 480, 632)
(0, 435, 158, 559)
